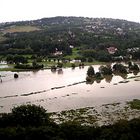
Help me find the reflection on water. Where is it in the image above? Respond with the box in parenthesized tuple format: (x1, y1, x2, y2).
(51, 68, 63, 74)
(57, 69, 63, 74)
(86, 73, 129, 85)
(114, 73, 128, 79)
(133, 71, 139, 75)
(104, 75, 113, 83)
(0, 65, 140, 113)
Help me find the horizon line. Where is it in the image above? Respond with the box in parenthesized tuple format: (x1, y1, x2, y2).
(0, 16, 140, 24)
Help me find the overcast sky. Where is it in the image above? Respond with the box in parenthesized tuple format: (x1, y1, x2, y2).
(0, 0, 140, 23)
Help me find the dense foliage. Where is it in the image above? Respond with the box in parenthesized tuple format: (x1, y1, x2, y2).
(14, 62, 44, 70)
(0, 105, 140, 140)
(87, 66, 95, 77)
(99, 65, 113, 75)
(1, 17, 140, 61)
(86, 62, 140, 83)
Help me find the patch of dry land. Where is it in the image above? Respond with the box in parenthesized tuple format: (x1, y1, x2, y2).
(2, 25, 41, 33)
(50, 99, 140, 126)
(0, 34, 6, 42)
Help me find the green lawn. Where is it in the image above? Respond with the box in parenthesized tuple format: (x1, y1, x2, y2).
(0, 60, 109, 71)
(128, 99, 140, 110)
(0, 34, 6, 42)
(64, 48, 80, 59)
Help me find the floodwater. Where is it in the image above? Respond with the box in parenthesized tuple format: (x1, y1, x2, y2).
(0, 65, 140, 113)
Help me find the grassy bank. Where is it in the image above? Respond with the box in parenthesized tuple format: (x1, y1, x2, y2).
(50, 99, 140, 126)
(0, 104, 140, 140)
(0, 61, 108, 71)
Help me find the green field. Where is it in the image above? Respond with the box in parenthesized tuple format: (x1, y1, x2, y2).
(65, 48, 80, 59)
(2, 25, 41, 33)
(0, 34, 6, 42)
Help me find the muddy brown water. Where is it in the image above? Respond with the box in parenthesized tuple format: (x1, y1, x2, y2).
(0, 65, 140, 113)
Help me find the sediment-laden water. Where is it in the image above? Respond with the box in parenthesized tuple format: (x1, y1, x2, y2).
(0, 65, 140, 113)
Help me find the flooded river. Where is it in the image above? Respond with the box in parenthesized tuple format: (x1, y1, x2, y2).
(0, 65, 140, 113)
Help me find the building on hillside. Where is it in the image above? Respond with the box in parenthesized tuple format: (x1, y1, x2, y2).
(107, 47, 118, 54)
(53, 48, 63, 56)
(69, 45, 74, 49)
(53, 51, 63, 56)
(70, 59, 81, 63)
(127, 47, 140, 53)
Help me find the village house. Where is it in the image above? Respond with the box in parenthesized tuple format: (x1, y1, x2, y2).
(70, 59, 81, 63)
(107, 47, 118, 54)
(53, 48, 63, 56)
(127, 47, 140, 53)
(53, 51, 63, 56)
(69, 45, 74, 49)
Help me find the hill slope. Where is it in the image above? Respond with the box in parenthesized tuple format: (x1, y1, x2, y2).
(0, 16, 140, 60)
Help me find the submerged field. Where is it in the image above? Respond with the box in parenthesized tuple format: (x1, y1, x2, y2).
(0, 65, 140, 125)
(50, 100, 140, 126)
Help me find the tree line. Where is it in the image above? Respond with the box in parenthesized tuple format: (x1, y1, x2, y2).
(86, 62, 140, 83)
(1, 16, 140, 61)
(0, 104, 140, 140)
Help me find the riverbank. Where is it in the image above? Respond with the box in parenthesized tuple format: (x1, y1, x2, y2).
(0, 64, 140, 127)
(0, 61, 108, 71)
(50, 99, 140, 126)
(1, 60, 140, 72)
(0, 68, 140, 113)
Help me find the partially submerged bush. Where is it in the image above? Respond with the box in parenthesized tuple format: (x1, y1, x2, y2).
(99, 65, 113, 75)
(113, 63, 127, 74)
(87, 66, 95, 77)
(14, 73, 19, 78)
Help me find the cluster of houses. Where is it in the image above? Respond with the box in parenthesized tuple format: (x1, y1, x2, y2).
(127, 47, 140, 53)
(106, 46, 134, 61)
(52, 44, 139, 62)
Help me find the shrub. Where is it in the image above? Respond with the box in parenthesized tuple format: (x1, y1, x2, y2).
(87, 66, 95, 77)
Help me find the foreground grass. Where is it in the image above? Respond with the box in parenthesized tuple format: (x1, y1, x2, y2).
(128, 99, 140, 110)
(1, 104, 140, 140)
(0, 35, 6, 42)
(50, 100, 140, 126)
(64, 48, 80, 59)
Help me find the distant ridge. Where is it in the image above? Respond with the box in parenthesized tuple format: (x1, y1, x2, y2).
(0, 16, 140, 59)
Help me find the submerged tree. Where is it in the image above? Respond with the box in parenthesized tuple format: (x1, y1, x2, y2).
(87, 66, 95, 77)
(99, 65, 113, 75)
(113, 63, 127, 74)
(71, 63, 76, 69)
(95, 72, 103, 79)
(14, 73, 19, 78)
(129, 62, 140, 71)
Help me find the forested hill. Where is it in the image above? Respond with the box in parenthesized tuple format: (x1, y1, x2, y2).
(1, 16, 140, 29)
(0, 17, 140, 59)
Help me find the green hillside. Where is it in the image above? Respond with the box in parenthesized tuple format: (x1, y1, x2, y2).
(0, 16, 140, 62)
